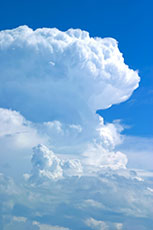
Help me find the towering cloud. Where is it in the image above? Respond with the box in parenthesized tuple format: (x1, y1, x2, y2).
(0, 26, 140, 125)
(1, 26, 152, 230)
(0, 25, 140, 162)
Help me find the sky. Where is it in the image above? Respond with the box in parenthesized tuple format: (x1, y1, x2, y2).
(0, 1, 153, 230)
(0, 0, 153, 136)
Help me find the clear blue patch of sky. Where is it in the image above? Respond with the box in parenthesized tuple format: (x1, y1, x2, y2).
(0, 0, 152, 137)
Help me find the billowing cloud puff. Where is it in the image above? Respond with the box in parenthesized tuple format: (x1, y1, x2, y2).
(83, 144, 128, 170)
(0, 26, 140, 125)
(0, 107, 128, 173)
(82, 117, 128, 170)
(30, 144, 63, 180)
(97, 117, 124, 149)
(28, 144, 83, 182)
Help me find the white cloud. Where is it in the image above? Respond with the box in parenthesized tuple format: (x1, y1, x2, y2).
(0, 26, 139, 126)
(30, 144, 63, 181)
(2, 216, 70, 230)
(97, 117, 124, 149)
(43, 121, 63, 134)
(3, 219, 39, 230)
(81, 199, 105, 209)
(0, 108, 127, 178)
(29, 144, 83, 182)
(81, 117, 128, 171)
(0, 25, 141, 179)
(1, 26, 152, 230)
(0, 108, 46, 149)
(33, 221, 70, 230)
(85, 218, 109, 230)
(115, 223, 123, 230)
(83, 143, 128, 170)
(0, 173, 19, 196)
(68, 124, 82, 133)
(0, 165, 153, 230)
(61, 159, 83, 177)
(0, 108, 48, 178)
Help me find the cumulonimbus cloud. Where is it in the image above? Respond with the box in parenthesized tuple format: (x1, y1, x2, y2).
(0, 26, 141, 173)
(0, 26, 140, 125)
(1, 26, 152, 230)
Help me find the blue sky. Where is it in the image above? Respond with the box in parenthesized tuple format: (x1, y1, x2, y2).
(0, 1, 153, 230)
(0, 0, 152, 137)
